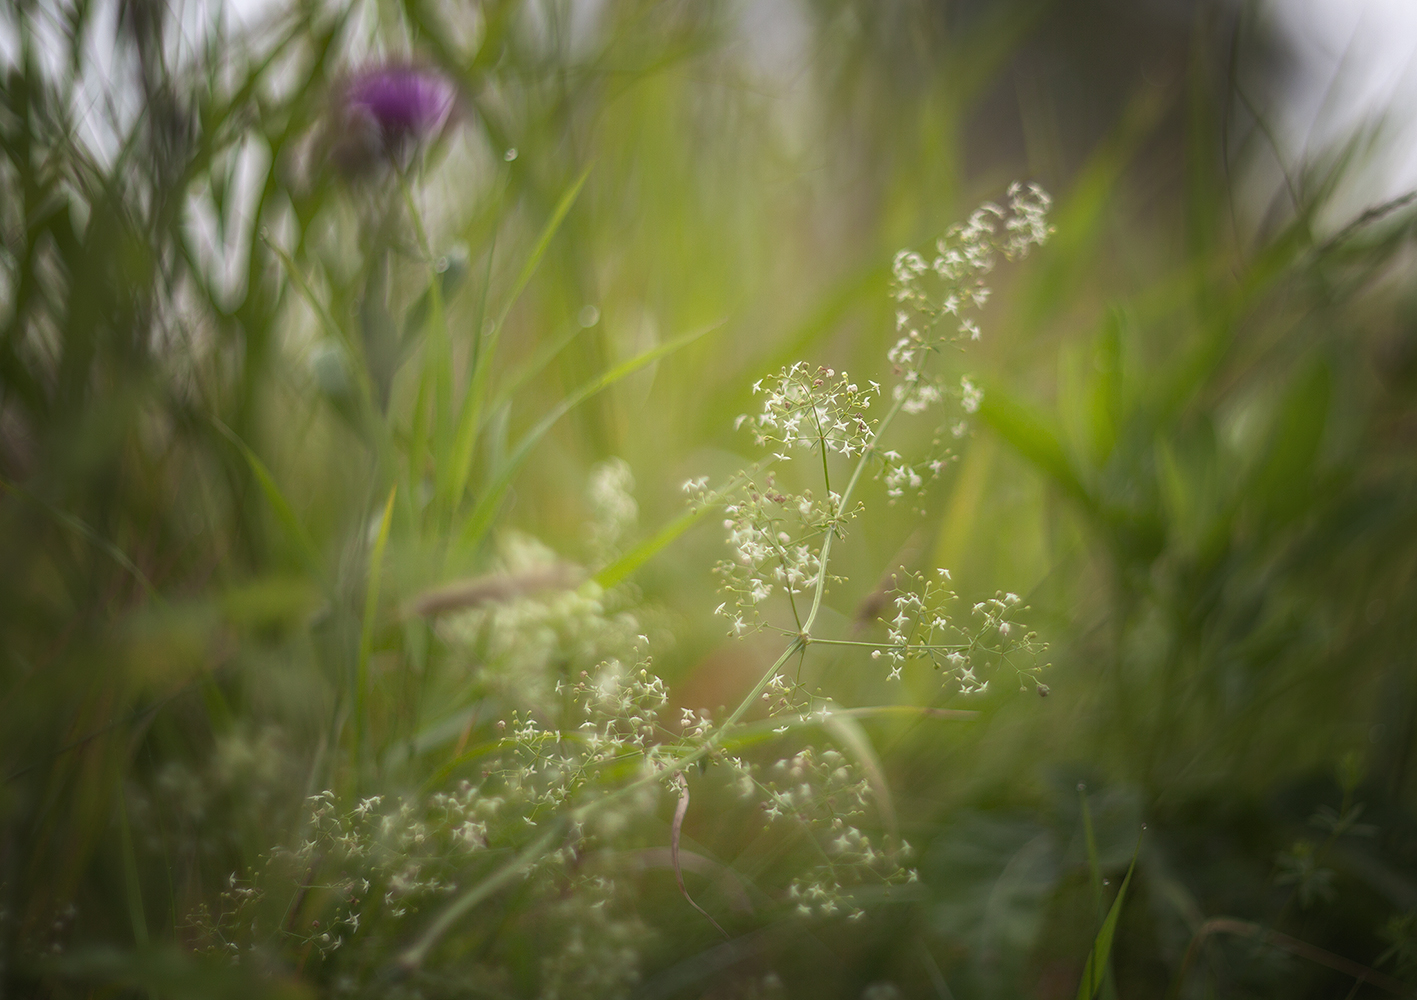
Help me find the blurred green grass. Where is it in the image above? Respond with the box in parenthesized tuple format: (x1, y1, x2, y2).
(2, 0, 1416, 997)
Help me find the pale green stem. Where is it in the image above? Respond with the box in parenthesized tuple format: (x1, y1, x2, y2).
(801, 391, 908, 634)
(398, 823, 564, 971)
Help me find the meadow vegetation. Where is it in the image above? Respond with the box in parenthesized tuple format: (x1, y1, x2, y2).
(2, 1, 1416, 997)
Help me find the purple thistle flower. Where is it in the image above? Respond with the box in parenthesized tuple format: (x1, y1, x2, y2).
(345, 65, 455, 140)
(331, 64, 456, 173)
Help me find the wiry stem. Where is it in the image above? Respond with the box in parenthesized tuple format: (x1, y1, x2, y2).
(802, 391, 908, 635)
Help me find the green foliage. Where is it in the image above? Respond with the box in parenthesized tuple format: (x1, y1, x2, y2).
(3, 1, 1417, 998)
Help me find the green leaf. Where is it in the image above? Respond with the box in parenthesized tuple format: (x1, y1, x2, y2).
(978, 385, 1092, 510)
(448, 164, 594, 515)
(593, 502, 714, 590)
(1076, 831, 1143, 1000)
(454, 320, 723, 553)
(212, 419, 323, 585)
(356, 486, 396, 753)
(1250, 361, 1332, 523)
(117, 790, 148, 949)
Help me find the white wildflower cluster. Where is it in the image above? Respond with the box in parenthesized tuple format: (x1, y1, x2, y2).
(196, 782, 657, 995)
(711, 472, 861, 634)
(188, 785, 507, 962)
(537, 879, 649, 1000)
(760, 671, 816, 726)
(758, 749, 915, 921)
(293, 790, 483, 928)
(587, 456, 638, 559)
(872, 569, 1047, 691)
(891, 182, 1053, 324)
(191, 187, 1057, 985)
(439, 534, 647, 708)
(571, 656, 668, 755)
(960, 376, 983, 414)
(738, 363, 880, 458)
(461, 651, 673, 840)
(434, 662, 667, 840)
(658, 187, 1052, 936)
(192, 521, 681, 986)
(889, 182, 1053, 421)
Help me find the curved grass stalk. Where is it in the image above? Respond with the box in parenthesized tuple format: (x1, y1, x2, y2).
(397, 822, 566, 972)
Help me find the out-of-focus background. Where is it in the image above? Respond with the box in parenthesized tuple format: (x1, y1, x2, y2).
(4, 0, 1417, 997)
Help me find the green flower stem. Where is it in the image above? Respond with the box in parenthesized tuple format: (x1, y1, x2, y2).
(801, 390, 908, 635)
(799, 637, 970, 651)
(397, 822, 566, 972)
